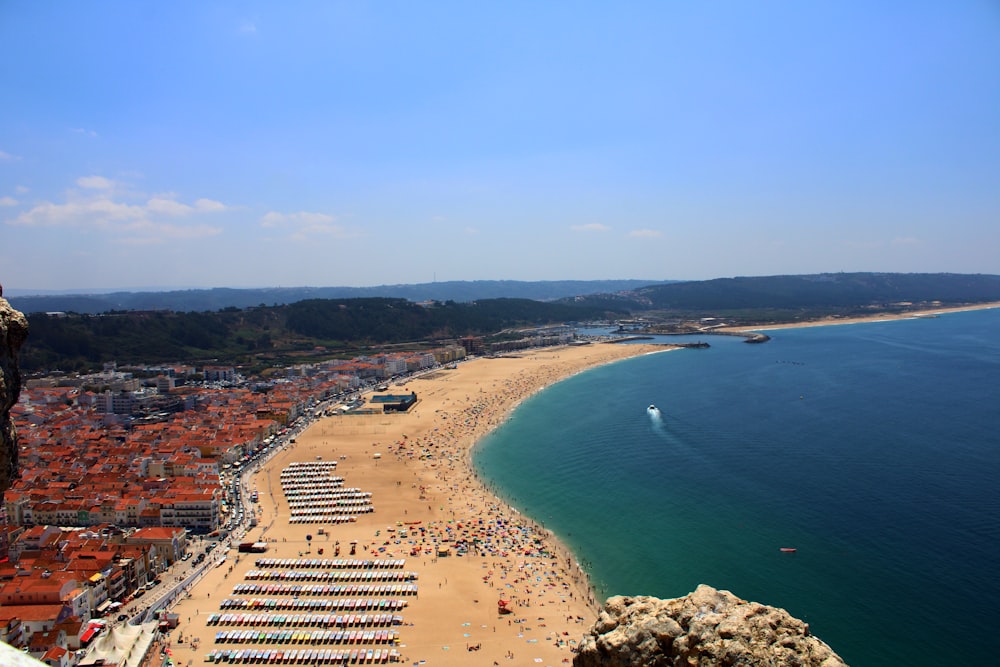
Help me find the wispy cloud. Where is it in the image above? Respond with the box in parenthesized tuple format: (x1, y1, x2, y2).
(628, 229, 662, 238)
(260, 210, 354, 241)
(239, 19, 257, 34)
(15, 185, 29, 194)
(77, 175, 116, 190)
(195, 198, 227, 212)
(0, 196, 17, 207)
(5, 177, 227, 244)
(0, 150, 21, 161)
(71, 127, 99, 138)
(12, 199, 144, 227)
(261, 211, 335, 228)
(146, 195, 227, 217)
(112, 220, 223, 246)
(570, 223, 610, 232)
(147, 197, 197, 216)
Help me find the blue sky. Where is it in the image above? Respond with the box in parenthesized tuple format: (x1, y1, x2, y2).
(2, 2, 999, 292)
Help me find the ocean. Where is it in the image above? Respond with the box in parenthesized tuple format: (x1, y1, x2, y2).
(473, 308, 1000, 666)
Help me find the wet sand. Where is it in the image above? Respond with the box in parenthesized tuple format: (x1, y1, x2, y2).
(164, 342, 665, 667)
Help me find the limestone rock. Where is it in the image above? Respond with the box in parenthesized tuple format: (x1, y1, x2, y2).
(575, 584, 847, 667)
(0, 295, 28, 494)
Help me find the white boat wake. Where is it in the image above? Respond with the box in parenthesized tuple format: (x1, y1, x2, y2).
(647, 404, 663, 423)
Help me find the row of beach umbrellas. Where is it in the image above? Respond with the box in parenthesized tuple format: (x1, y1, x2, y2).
(219, 598, 408, 611)
(213, 628, 398, 645)
(231, 583, 418, 597)
(244, 570, 416, 582)
(252, 559, 407, 570)
(289, 514, 368, 524)
(205, 646, 398, 664)
(206, 612, 404, 628)
(289, 502, 372, 512)
(283, 488, 365, 498)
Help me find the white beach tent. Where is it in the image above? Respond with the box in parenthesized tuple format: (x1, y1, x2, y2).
(79, 621, 159, 667)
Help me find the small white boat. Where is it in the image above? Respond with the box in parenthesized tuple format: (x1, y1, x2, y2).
(648, 404, 657, 411)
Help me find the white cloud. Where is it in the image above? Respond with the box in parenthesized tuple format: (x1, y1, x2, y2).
(71, 127, 98, 138)
(260, 210, 354, 241)
(147, 197, 194, 216)
(239, 19, 257, 34)
(113, 220, 223, 245)
(77, 175, 116, 190)
(628, 229, 662, 238)
(0, 196, 17, 207)
(464, 226, 480, 235)
(570, 223, 610, 232)
(4, 177, 228, 245)
(147, 194, 227, 217)
(0, 150, 20, 161)
(15, 185, 29, 194)
(261, 211, 335, 227)
(195, 198, 227, 212)
(10, 199, 145, 227)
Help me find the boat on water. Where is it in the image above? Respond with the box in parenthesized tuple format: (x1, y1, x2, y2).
(647, 404, 657, 411)
(779, 547, 797, 553)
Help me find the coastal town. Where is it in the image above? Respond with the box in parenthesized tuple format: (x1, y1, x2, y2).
(5, 297, 997, 667)
(2, 342, 475, 663)
(2, 329, 651, 667)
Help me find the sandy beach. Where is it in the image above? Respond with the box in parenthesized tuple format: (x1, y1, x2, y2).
(150, 302, 1000, 667)
(720, 301, 1000, 332)
(163, 342, 665, 667)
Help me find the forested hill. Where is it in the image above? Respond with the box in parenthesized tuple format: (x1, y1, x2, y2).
(19, 297, 628, 373)
(566, 273, 1000, 315)
(16, 273, 1000, 373)
(7, 279, 661, 315)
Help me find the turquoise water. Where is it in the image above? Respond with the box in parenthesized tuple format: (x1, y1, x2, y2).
(474, 309, 1000, 666)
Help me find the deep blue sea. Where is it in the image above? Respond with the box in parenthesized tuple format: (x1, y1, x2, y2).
(473, 309, 1000, 666)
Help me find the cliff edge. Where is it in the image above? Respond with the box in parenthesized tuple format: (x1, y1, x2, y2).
(575, 584, 847, 667)
(0, 289, 28, 494)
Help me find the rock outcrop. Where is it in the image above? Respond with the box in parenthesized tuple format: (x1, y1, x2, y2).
(575, 585, 847, 667)
(0, 291, 28, 494)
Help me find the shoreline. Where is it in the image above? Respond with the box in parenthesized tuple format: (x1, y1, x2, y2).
(164, 342, 666, 667)
(720, 301, 1000, 333)
(146, 304, 999, 666)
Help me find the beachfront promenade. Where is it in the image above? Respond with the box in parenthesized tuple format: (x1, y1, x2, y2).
(161, 343, 663, 667)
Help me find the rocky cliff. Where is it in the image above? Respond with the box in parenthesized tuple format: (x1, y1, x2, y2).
(575, 585, 847, 667)
(0, 290, 28, 494)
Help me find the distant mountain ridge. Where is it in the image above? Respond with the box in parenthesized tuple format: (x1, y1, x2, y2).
(7, 280, 665, 315)
(11, 273, 1000, 317)
(15, 272, 1000, 374)
(564, 272, 1000, 314)
(18, 297, 630, 373)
